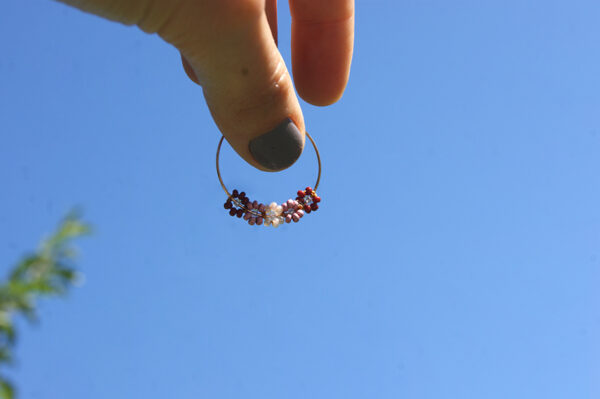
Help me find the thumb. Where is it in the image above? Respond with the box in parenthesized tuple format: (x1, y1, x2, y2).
(173, 3, 305, 171)
(57, 0, 305, 171)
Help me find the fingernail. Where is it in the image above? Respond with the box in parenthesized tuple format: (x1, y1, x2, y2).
(249, 118, 303, 171)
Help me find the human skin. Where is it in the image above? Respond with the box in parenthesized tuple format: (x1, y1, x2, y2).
(56, 0, 354, 171)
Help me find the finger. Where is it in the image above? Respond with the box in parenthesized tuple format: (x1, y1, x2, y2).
(181, 0, 277, 85)
(165, 1, 304, 171)
(289, 0, 354, 106)
(182, 0, 277, 84)
(265, 0, 278, 45)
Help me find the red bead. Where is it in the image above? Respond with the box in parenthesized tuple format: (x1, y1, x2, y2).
(305, 187, 312, 194)
(229, 208, 236, 216)
(311, 203, 319, 211)
(313, 196, 321, 203)
(304, 206, 312, 214)
(297, 190, 305, 197)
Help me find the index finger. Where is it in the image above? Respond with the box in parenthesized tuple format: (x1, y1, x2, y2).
(289, 0, 354, 106)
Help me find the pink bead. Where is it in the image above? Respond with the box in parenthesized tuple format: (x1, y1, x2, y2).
(252, 200, 258, 209)
(258, 204, 266, 212)
(281, 203, 288, 212)
(296, 210, 304, 218)
(287, 199, 295, 208)
(292, 214, 300, 222)
(256, 217, 263, 225)
(243, 212, 251, 221)
(246, 202, 254, 210)
(285, 214, 292, 223)
(248, 218, 256, 226)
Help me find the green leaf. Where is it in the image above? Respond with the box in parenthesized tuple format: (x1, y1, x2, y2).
(0, 323, 15, 346)
(0, 378, 14, 399)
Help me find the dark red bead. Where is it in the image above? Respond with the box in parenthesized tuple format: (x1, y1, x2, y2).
(304, 206, 312, 214)
(313, 196, 321, 203)
(305, 187, 312, 194)
(224, 201, 232, 209)
(242, 197, 250, 205)
(229, 208, 236, 216)
(311, 203, 319, 211)
(236, 209, 244, 218)
(239, 191, 246, 198)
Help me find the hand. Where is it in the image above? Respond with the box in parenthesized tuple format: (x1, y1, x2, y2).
(57, 0, 354, 171)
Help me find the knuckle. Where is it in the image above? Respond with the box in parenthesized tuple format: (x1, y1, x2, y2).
(212, 0, 265, 23)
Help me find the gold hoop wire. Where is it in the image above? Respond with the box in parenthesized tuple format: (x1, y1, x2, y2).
(216, 132, 321, 197)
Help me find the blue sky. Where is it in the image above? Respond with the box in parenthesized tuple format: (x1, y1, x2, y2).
(1, 0, 598, 398)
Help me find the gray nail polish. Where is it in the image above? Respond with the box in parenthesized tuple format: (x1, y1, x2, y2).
(249, 118, 303, 171)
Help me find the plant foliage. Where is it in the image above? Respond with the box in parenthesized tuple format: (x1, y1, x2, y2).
(0, 214, 90, 398)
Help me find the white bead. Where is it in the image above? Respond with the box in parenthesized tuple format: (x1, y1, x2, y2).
(275, 205, 283, 215)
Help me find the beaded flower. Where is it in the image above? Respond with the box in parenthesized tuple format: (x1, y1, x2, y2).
(264, 202, 285, 227)
(296, 187, 321, 214)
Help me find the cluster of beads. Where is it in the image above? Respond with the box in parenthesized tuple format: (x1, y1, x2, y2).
(296, 187, 320, 213)
(223, 188, 321, 227)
